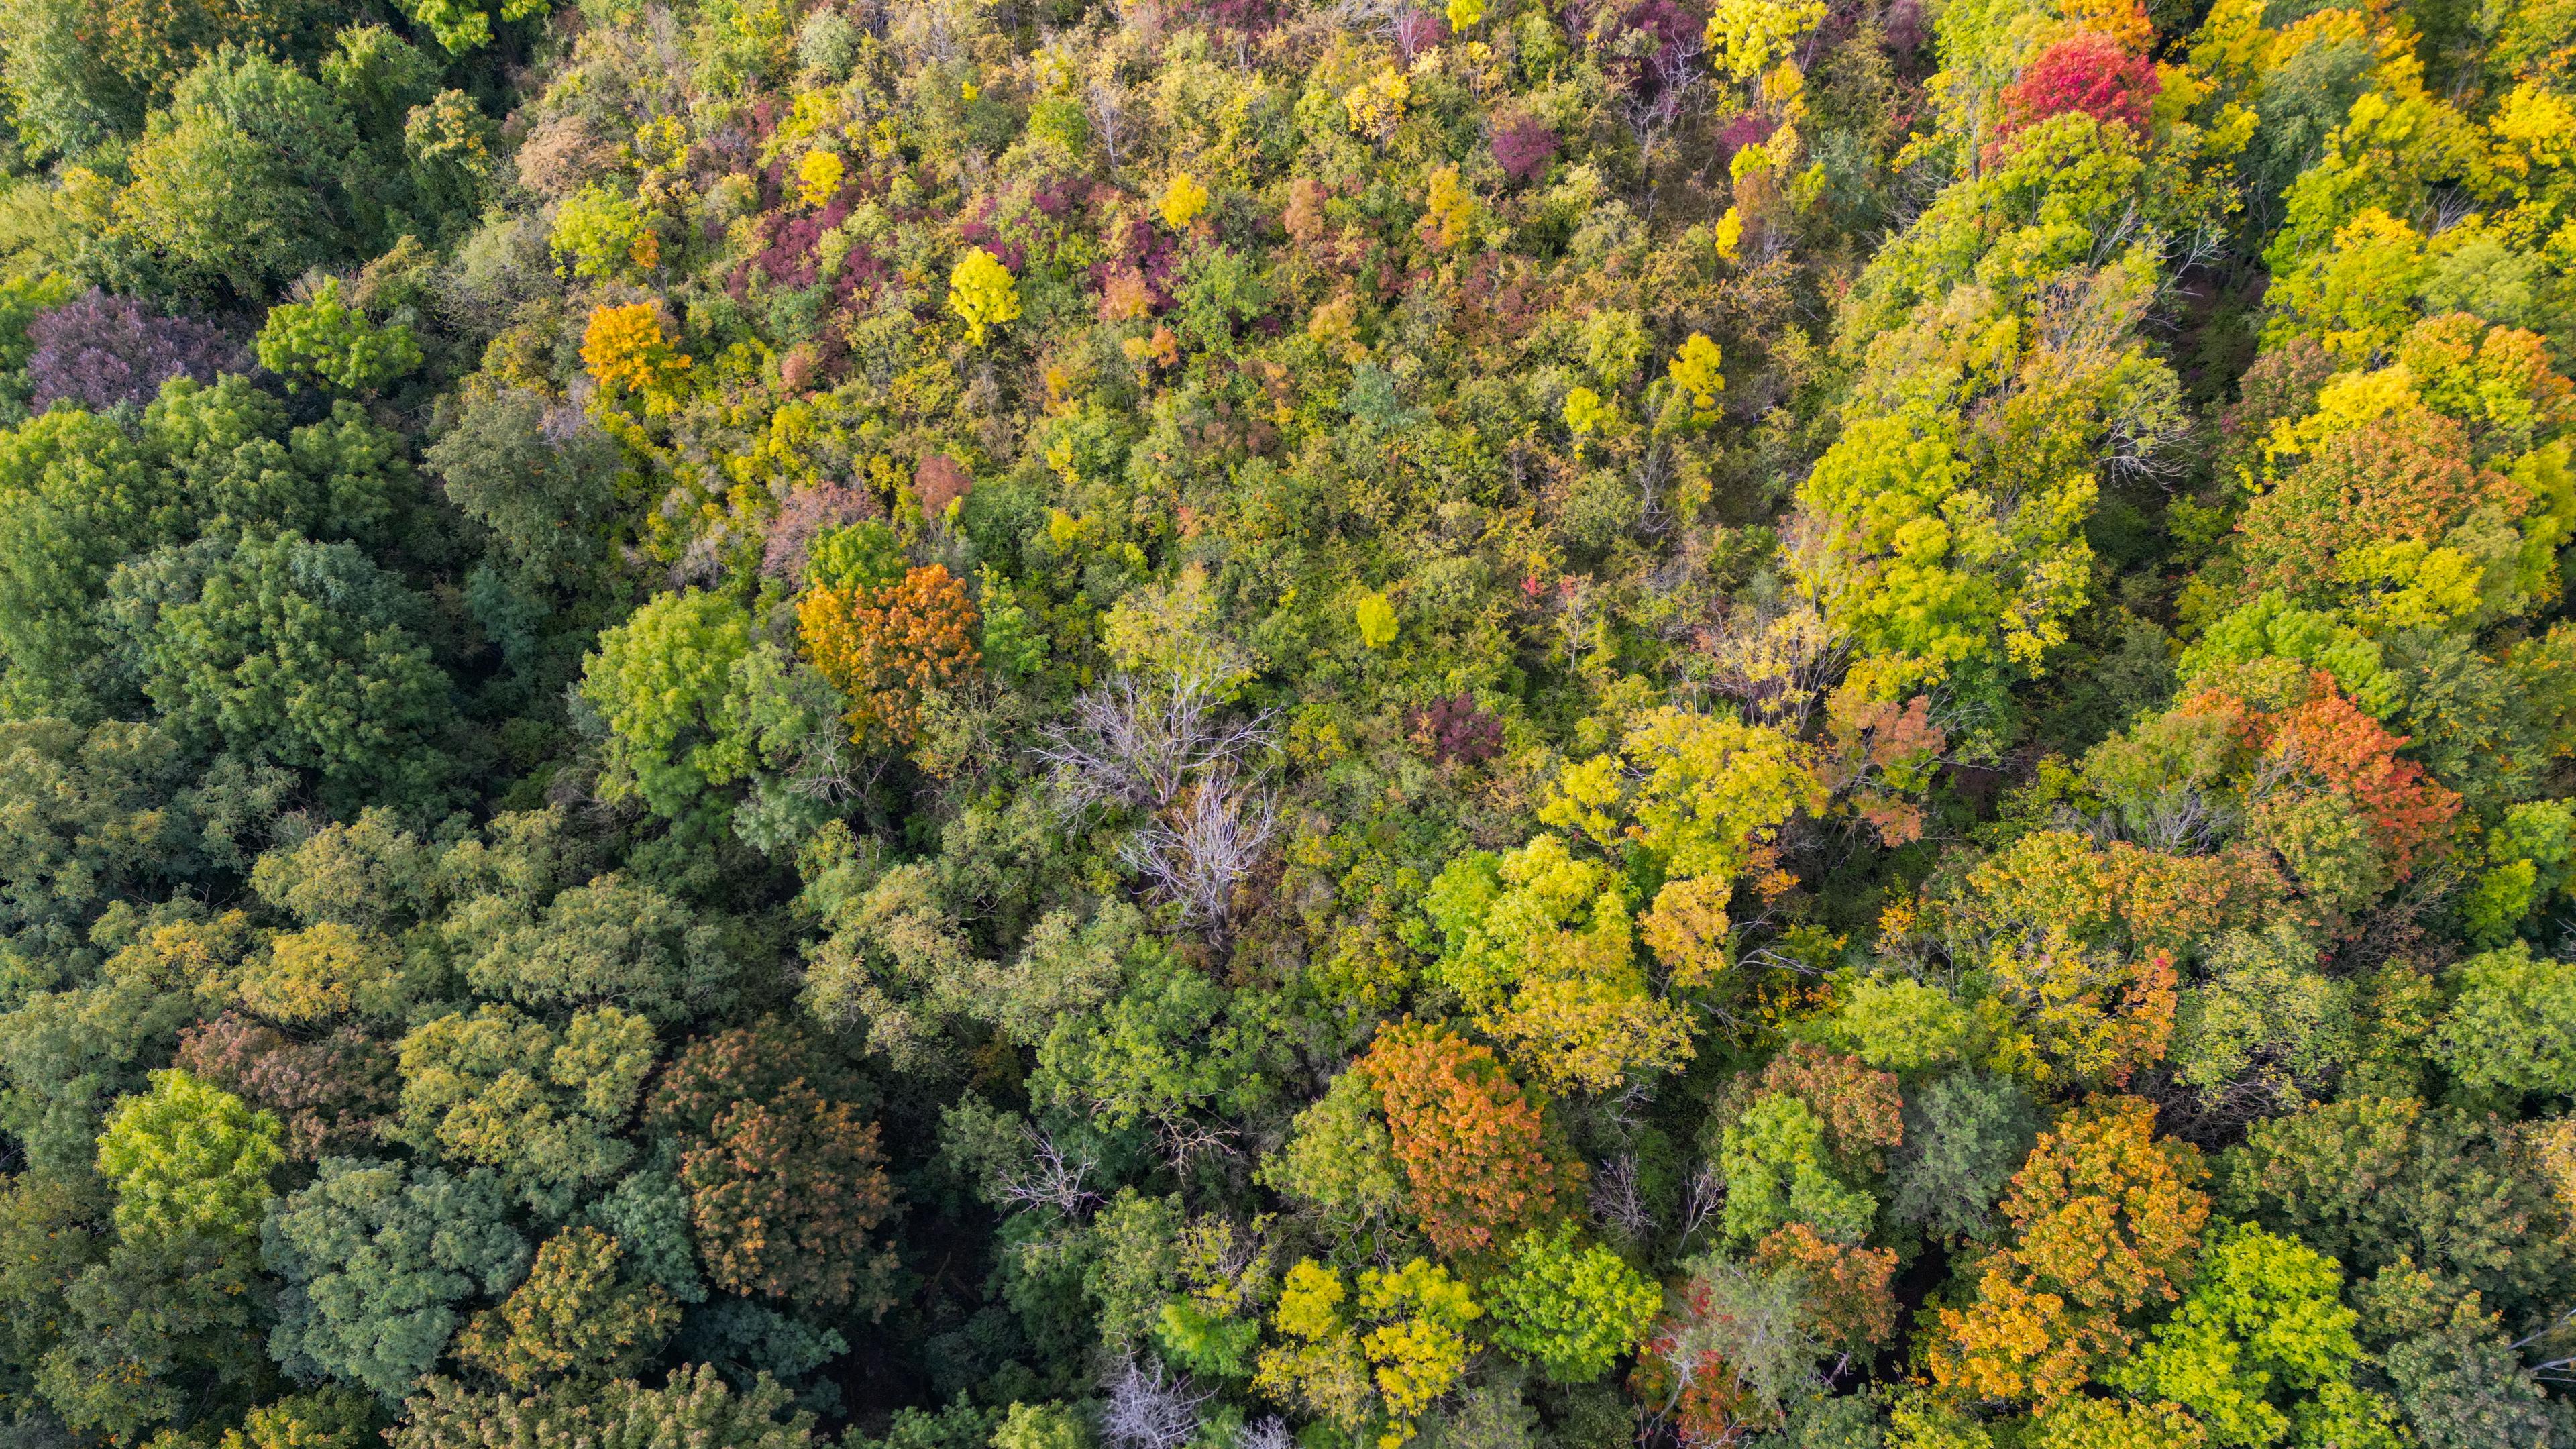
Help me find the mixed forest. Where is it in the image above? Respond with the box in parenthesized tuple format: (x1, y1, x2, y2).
(2, 0, 2575, 1442)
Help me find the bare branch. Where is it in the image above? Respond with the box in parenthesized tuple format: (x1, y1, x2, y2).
(994, 1123, 1101, 1219)
(1034, 675, 1276, 817)
(1120, 769, 1279, 941)
(1103, 1360, 1214, 1449)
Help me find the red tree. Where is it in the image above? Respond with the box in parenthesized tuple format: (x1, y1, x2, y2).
(2001, 32, 2160, 137)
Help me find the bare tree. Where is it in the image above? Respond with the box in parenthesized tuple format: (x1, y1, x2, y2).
(1233, 1419, 1294, 1449)
(1121, 769, 1279, 938)
(1103, 1360, 1213, 1449)
(995, 1123, 1102, 1218)
(1086, 60, 1130, 178)
(1592, 1152, 1654, 1241)
(1677, 1162, 1723, 1246)
(1157, 1115, 1240, 1173)
(1034, 675, 1276, 816)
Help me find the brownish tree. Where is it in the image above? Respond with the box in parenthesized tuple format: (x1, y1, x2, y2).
(680, 1082, 898, 1315)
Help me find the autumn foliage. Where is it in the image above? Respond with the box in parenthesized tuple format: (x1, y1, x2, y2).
(798, 563, 981, 746)
(1358, 1020, 1577, 1257)
(1930, 1096, 2210, 1405)
(580, 303, 691, 397)
(1999, 30, 2159, 137)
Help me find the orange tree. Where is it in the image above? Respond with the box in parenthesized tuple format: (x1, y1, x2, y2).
(796, 563, 980, 748)
(1928, 1095, 2211, 1406)
(1355, 1020, 1580, 1258)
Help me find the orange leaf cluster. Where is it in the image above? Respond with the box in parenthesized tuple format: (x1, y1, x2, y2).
(798, 563, 981, 745)
(2259, 680, 2463, 877)
(2234, 409, 2513, 598)
(1929, 1095, 2209, 1405)
(681, 1081, 896, 1313)
(1750, 1222, 1898, 1355)
(1358, 1020, 1577, 1258)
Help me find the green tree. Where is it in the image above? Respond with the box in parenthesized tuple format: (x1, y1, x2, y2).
(1485, 1224, 1661, 1383)
(110, 47, 364, 299)
(254, 277, 423, 393)
(390, 1366, 818, 1449)
(580, 589, 755, 825)
(262, 1156, 529, 1400)
(392, 1004, 655, 1216)
(106, 530, 454, 813)
(2218, 1096, 2576, 1324)
(95, 1065, 281, 1246)
(2106, 1224, 2396, 1449)
(2430, 942, 2576, 1097)
(450, 871, 741, 1025)
(0, 403, 176, 718)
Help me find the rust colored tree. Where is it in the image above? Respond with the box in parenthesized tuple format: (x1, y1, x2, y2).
(1357, 1020, 1579, 1257)
(1929, 1095, 2210, 1405)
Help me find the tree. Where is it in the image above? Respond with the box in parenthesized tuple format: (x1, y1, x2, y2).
(262, 1157, 529, 1399)
(2000, 32, 2160, 138)
(391, 1005, 655, 1216)
(679, 1081, 900, 1315)
(949, 248, 1021, 344)
(453, 1226, 678, 1388)
(797, 562, 981, 749)
(1485, 1224, 1661, 1383)
(453, 871, 741, 1025)
(1887, 1070, 2040, 1240)
(390, 1366, 819, 1449)
(175, 1012, 397, 1160)
(1631, 1255, 1823, 1444)
(106, 530, 454, 813)
(23, 287, 235, 411)
(581, 303, 691, 405)
(2430, 942, 2576, 1097)
(219, 1389, 379, 1449)
(0, 718, 217, 960)
(391, 0, 545, 54)
(1929, 1097, 2211, 1405)
(2218, 1096, 2575, 1324)
(237, 920, 404, 1024)
(1538, 707, 1825, 882)
(2106, 1224, 2394, 1449)
(142, 372, 411, 545)
(1256, 1256, 1481, 1448)
(580, 589, 755, 824)
(1356, 1022, 1578, 1257)
(1748, 1222, 1898, 1360)
(0, 402, 178, 718)
(1260, 1065, 1407, 1230)
(95, 1065, 281, 1246)
(254, 277, 422, 393)
(1716, 1044, 1904, 1244)
(425, 387, 625, 586)
(36, 1226, 274, 1440)
(111, 47, 363, 299)
(644, 1014, 865, 1140)
(1421, 836, 1693, 1094)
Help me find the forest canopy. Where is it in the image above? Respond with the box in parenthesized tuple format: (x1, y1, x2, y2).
(0, 0, 2572, 1445)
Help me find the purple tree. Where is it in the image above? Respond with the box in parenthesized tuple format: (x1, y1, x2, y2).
(25, 290, 238, 413)
(1493, 120, 1562, 184)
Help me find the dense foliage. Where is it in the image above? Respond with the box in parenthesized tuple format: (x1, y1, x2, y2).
(1, 0, 2575, 1444)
